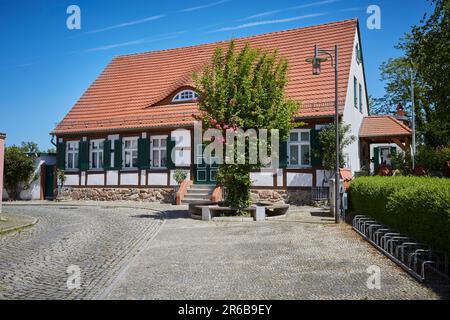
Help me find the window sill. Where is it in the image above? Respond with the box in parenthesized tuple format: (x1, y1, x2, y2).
(287, 166, 313, 169)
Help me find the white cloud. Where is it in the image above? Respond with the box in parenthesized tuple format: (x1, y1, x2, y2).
(211, 13, 326, 32)
(239, 0, 341, 22)
(180, 0, 231, 13)
(86, 15, 166, 34)
(84, 32, 184, 53)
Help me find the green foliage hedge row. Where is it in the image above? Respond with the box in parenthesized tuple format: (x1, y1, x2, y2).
(349, 177, 450, 253)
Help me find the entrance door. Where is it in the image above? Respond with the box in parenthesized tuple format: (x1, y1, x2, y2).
(44, 165, 55, 199)
(194, 144, 218, 185)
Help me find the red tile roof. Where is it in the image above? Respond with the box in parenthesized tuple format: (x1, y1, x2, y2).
(53, 19, 358, 135)
(359, 116, 412, 138)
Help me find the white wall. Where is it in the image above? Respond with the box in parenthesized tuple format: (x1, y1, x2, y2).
(171, 129, 191, 167)
(286, 172, 313, 187)
(250, 171, 274, 187)
(148, 172, 168, 186)
(87, 174, 104, 186)
(342, 29, 369, 175)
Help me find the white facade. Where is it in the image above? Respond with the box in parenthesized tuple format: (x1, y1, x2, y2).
(342, 29, 369, 174)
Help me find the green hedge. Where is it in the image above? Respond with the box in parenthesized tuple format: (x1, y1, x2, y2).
(349, 176, 450, 254)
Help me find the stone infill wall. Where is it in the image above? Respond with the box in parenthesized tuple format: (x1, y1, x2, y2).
(251, 189, 312, 206)
(58, 187, 313, 206)
(59, 187, 175, 204)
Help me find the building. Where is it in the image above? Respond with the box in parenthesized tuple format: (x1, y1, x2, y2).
(52, 19, 411, 204)
(2, 152, 57, 201)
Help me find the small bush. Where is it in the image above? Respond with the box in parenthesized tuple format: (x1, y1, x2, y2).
(348, 176, 450, 254)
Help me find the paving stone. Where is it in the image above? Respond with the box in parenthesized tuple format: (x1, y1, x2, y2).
(0, 204, 165, 300)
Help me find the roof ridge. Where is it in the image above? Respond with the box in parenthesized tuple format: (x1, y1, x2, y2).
(114, 18, 358, 60)
(387, 115, 412, 132)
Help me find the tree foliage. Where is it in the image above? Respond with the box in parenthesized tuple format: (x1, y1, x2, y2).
(313, 122, 356, 173)
(194, 41, 298, 212)
(374, 0, 449, 147)
(4, 146, 36, 200)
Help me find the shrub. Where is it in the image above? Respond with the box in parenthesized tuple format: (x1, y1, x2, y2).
(415, 145, 450, 176)
(173, 169, 188, 185)
(4, 146, 36, 200)
(348, 176, 450, 254)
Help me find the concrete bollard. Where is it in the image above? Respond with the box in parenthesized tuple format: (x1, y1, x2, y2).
(254, 206, 266, 221)
(202, 206, 211, 221)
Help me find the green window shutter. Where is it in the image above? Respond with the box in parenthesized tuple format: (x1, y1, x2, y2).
(57, 142, 65, 170)
(279, 140, 288, 169)
(166, 135, 175, 169)
(114, 139, 122, 170)
(374, 147, 380, 173)
(354, 77, 358, 109)
(78, 141, 89, 171)
(138, 138, 150, 169)
(310, 129, 322, 167)
(103, 140, 112, 170)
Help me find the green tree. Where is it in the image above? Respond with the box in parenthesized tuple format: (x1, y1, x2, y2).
(398, 0, 450, 147)
(313, 122, 356, 173)
(371, 58, 429, 134)
(194, 41, 298, 213)
(4, 146, 36, 200)
(20, 141, 41, 153)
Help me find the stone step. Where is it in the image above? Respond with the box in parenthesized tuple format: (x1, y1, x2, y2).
(187, 189, 213, 195)
(189, 185, 216, 190)
(184, 193, 211, 200)
(182, 198, 212, 205)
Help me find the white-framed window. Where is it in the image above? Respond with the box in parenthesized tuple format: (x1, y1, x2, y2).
(123, 137, 138, 169)
(151, 135, 167, 168)
(288, 129, 311, 167)
(66, 141, 79, 170)
(172, 90, 199, 102)
(90, 139, 104, 170)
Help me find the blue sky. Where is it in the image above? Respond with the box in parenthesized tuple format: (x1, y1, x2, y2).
(0, 0, 433, 150)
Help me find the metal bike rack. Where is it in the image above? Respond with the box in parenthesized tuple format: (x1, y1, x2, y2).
(352, 215, 450, 283)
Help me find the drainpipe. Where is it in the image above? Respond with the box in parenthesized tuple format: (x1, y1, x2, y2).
(50, 134, 57, 147)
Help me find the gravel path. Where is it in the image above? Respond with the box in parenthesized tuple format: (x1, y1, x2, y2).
(0, 204, 165, 300)
(105, 209, 440, 300)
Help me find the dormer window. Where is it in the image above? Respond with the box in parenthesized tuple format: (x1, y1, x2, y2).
(172, 90, 199, 103)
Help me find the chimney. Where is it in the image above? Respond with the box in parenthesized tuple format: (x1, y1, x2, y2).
(396, 104, 405, 117)
(395, 103, 410, 126)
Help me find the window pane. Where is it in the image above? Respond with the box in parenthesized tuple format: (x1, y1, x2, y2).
(132, 151, 138, 167)
(301, 145, 310, 166)
(161, 150, 167, 167)
(92, 152, 97, 168)
(290, 132, 298, 142)
(132, 140, 137, 149)
(74, 153, 79, 168)
(153, 139, 159, 148)
(301, 132, 310, 142)
(289, 145, 299, 166)
(153, 150, 160, 167)
(68, 153, 73, 168)
(125, 151, 131, 167)
(160, 138, 166, 148)
(99, 152, 103, 168)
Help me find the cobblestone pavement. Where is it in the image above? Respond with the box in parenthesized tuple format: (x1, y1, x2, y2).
(0, 204, 170, 300)
(106, 208, 440, 300)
